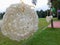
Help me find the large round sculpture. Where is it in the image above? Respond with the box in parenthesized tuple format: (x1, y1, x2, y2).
(1, 3, 38, 41)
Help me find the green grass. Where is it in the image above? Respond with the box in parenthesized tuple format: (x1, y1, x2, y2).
(38, 18, 49, 29)
(0, 18, 60, 45)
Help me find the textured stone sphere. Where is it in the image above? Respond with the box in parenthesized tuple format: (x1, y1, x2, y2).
(1, 3, 38, 41)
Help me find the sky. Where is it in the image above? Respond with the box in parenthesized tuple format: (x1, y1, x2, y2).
(0, 0, 50, 12)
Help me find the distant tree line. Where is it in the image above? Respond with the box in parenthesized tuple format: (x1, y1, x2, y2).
(36, 10, 50, 18)
(36, 10, 57, 18)
(0, 12, 5, 19)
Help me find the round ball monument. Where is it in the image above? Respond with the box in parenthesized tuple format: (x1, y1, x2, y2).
(1, 2, 38, 41)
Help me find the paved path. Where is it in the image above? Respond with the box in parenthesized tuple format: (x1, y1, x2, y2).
(0, 20, 3, 27)
(0, 20, 3, 31)
(48, 21, 60, 28)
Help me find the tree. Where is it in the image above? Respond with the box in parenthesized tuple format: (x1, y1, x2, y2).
(36, 10, 47, 18)
(0, 12, 5, 19)
(50, 0, 60, 10)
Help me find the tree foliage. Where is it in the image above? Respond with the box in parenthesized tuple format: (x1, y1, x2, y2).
(36, 10, 50, 18)
(51, 0, 60, 9)
(0, 12, 5, 19)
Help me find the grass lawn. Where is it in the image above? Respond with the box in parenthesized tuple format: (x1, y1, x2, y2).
(0, 18, 60, 45)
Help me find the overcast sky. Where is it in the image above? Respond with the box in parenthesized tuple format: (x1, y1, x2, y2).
(0, 0, 49, 12)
